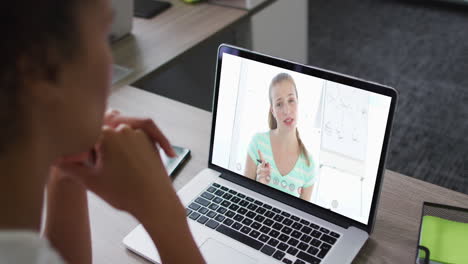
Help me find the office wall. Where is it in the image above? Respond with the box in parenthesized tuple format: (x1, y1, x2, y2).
(251, 0, 308, 64)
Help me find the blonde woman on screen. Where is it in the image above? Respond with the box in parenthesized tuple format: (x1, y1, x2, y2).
(244, 73, 315, 201)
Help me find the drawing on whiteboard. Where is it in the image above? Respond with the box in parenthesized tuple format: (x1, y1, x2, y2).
(321, 82, 370, 161)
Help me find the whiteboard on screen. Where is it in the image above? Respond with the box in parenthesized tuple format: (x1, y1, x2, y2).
(321, 82, 369, 161)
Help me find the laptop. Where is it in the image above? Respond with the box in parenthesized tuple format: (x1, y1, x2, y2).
(123, 44, 398, 264)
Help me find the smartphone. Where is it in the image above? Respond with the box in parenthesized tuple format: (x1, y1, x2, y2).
(159, 145, 190, 176)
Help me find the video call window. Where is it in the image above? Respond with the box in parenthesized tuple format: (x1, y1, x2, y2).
(212, 53, 392, 224)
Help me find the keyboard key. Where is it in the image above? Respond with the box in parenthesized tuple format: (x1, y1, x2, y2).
(232, 222, 242, 230)
(311, 230, 322, 238)
(287, 247, 298, 256)
(189, 212, 200, 220)
(298, 242, 308, 251)
(246, 197, 254, 202)
(214, 190, 224, 196)
(272, 208, 281, 213)
(300, 219, 310, 226)
(207, 210, 217, 218)
(225, 210, 236, 218)
(274, 215, 285, 222)
(310, 223, 320, 229)
(311, 238, 321, 247)
(283, 218, 293, 226)
(317, 248, 329, 259)
(260, 245, 275, 256)
(229, 189, 237, 195)
(319, 227, 329, 234)
(301, 226, 312, 234)
(216, 225, 263, 250)
(267, 238, 279, 247)
(273, 250, 286, 260)
(240, 226, 252, 234)
(320, 234, 337, 245)
(283, 258, 292, 264)
(198, 207, 209, 215)
(216, 207, 227, 214)
(260, 226, 271, 234)
(292, 222, 303, 230)
(246, 211, 257, 219)
(215, 215, 225, 222)
(282, 226, 292, 235)
(247, 204, 258, 211)
(207, 186, 216, 193)
(189, 203, 201, 210)
(273, 223, 284, 230)
(264, 219, 274, 226)
(220, 186, 229, 191)
(222, 193, 233, 200)
(291, 230, 302, 239)
(251, 222, 261, 230)
(256, 207, 267, 215)
(307, 246, 319, 256)
(254, 200, 263, 206)
(297, 251, 321, 264)
(229, 204, 240, 211)
(239, 200, 249, 207)
(254, 215, 265, 223)
(249, 230, 260, 238)
(262, 204, 272, 210)
(201, 192, 214, 200)
(294, 260, 306, 264)
(223, 218, 234, 226)
(264, 211, 275, 218)
(238, 208, 248, 215)
(259, 234, 269, 242)
(301, 234, 312, 243)
(320, 243, 331, 251)
(230, 197, 241, 204)
(269, 230, 280, 238)
(277, 242, 288, 251)
(197, 216, 209, 224)
(278, 234, 289, 242)
(221, 200, 231, 207)
(212, 183, 220, 188)
(206, 219, 219, 229)
(213, 197, 223, 204)
(234, 214, 244, 222)
(281, 211, 291, 217)
(237, 193, 246, 198)
(287, 238, 299, 247)
(330, 232, 340, 239)
(291, 215, 300, 221)
(208, 203, 219, 210)
(242, 218, 253, 226)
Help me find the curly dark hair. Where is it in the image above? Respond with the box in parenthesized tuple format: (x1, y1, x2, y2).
(0, 1, 87, 154)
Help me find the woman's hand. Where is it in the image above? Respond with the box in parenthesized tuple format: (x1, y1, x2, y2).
(256, 150, 271, 184)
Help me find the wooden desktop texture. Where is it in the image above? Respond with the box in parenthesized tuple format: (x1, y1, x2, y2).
(92, 2, 468, 263)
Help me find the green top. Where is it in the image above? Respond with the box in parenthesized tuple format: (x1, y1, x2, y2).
(247, 132, 316, 198)
(419, 215, 468, 264)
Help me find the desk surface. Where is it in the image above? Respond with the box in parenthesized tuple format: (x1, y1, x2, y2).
(89, 86, 468, 264)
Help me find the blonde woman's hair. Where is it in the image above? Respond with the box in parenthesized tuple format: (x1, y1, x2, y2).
(268, 73, 310, 166)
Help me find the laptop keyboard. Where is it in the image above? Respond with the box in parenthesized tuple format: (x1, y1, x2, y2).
(185, 183, 341, 264)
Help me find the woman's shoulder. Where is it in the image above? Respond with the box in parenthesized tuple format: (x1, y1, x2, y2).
(250, 131, 270, 143)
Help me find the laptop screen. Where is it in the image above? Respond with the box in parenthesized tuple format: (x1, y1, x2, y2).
(211, 49, 393, 225)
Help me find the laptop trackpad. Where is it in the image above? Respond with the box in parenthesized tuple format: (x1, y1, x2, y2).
(200, 238, 258, 264)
